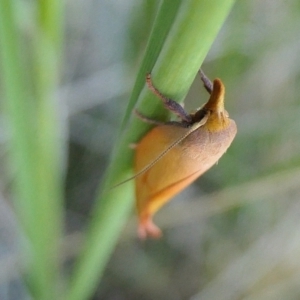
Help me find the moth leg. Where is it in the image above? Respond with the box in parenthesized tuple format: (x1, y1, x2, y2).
(129, 143, 137, 149)
(146, 73, 192, 123)
(138, 214, 162, 240)
(134, 109, 165, 125)
(135, 109, 191, 128)
(199, 69, 213, 94)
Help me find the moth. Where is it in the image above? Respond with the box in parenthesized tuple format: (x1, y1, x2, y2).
(134, 70, 237, 239)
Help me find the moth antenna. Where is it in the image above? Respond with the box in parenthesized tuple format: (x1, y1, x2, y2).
(110, 112, 210, 190)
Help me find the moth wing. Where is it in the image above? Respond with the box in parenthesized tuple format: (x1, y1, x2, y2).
(135, 125, 209, 237)
(134, 119, 237, 239)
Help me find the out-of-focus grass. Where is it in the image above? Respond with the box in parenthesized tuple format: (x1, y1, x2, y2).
(0, 0, 64, 299)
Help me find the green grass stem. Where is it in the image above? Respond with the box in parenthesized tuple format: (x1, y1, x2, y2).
(67, 1, 235, 300)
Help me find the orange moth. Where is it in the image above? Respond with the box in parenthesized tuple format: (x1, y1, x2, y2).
(134, 70, 237, 239)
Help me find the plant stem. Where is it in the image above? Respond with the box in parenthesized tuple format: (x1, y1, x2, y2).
(67, 1, 235, 299)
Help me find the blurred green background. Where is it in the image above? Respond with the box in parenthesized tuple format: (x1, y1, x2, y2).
(1, 0, 300, 299)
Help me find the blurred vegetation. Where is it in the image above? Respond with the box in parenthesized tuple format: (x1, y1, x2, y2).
(1, 0, 300, 300)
